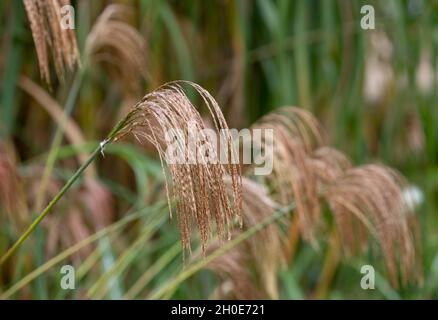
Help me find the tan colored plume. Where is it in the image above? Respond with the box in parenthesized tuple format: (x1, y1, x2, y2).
(324, 164, 420, 285)
(85, 4, 149, 98)
(249, 107, 421, 285)
(309, 146, 353, 186)
(251, 106, 325, 244)
(23, 0, 80, 85)
(111, 81, 242, 254)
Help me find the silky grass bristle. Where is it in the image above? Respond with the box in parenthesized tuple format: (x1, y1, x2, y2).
(324, 164, 419, 285)
(85, 4, 149, 98)
(251, 106, 325, 245)
(23, 0, 80, 85)
(249, 106, 421, 285)
(111, 81, 242, 254)
(309, 146, 353, 185)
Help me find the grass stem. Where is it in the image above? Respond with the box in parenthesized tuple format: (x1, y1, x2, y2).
(34, 70, 83, 212)
(0, 144, 103, 267)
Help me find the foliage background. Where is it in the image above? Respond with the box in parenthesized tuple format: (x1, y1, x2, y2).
(0, 0, 437, 299)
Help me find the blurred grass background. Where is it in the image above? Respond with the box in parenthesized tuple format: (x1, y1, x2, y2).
(0, 0, 437, 299)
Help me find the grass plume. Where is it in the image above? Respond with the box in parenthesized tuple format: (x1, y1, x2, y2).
(85, 4, 149, 98)
(23, 0, 80, 85)
(251, 106, 325, 244)
(0, 80, 241, 265)
(249, 107, 422, 286)
(110, 81, 242, 253)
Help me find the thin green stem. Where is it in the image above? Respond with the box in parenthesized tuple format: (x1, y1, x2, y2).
(0, 144, 103, 267)
(34, 70, 83, 212)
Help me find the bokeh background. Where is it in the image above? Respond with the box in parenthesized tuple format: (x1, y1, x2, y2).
(0, 0, 437, 299)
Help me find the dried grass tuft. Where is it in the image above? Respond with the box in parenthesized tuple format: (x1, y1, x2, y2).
(85, 4, 149, 98)
(250, 106, 421, 285)
(111, 81, 242, 254)
(309, 146, 353, 185)
(324, 164, 420, 285)
(252, 106, 325, 244)
(23, 0, 80, 85)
